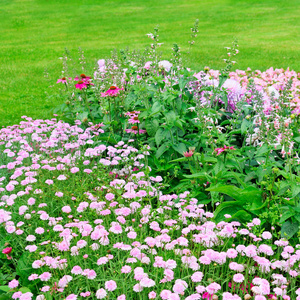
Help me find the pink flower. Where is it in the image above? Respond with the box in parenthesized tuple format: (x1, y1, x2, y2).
(160, 290, 172, 300)
(8, 279, 19, 288)
(39, 272, 52, 282)
(191, 271, 203, 282)
(75, 74, 94, 90)
(57, 77, 67, 84)
(105, 280, 117, 291)
(12, 291, 22, 299)
(214, 145, 235, 155)
(105, 193, 115, 201)
(71, 266, 83, 275)
(101, 86, 123, 97)
(62, 206, 72, 213)
(148, 291, 156, 299)
(70, 167, 80, 173)
(262, 231, 272, 239)
(96, 288, 107, 299)
(233, 273, 244, 283)
(65, 294, 77, 300)
(183, 150, 194, 157)
(35, 227, 45, 234)
(206, 282, 221, 294)
(121, 265, 131, 273)
(117, 295, 126, 300)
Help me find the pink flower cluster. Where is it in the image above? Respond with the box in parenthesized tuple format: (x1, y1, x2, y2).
(0, 117, 299, 300)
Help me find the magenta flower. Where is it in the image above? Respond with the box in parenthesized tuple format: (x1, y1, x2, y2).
(75, 74, 94, 90)
(214, 145, 235, 155)
(101, 86, 123, 97)
(75, 80, 88, 90)
(2, 247, 12, 254)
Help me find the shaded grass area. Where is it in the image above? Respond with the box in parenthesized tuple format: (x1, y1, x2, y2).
(1, 0, 300, 126)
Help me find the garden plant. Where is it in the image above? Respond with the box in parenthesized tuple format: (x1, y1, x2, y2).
(1, 25, 300, 300)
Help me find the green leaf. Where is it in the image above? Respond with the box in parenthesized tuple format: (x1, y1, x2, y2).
(16, 252, 33, 287)
(291, 183, 300, 198)
(241, 119, 251, 135)
(172, 143, 187, 156)
(156, 144, 168, 158)
(174, 119, 184, 130)
(255, 144, 269, 157)
(214, 201, 244, 222)
(19, 287, 31, 293)
(179, 77, 188, 90)
(145, 119, 159, 136)
(280, 211, 295, 224)
(150, 102, 162, 116)
(281, 220, 299, 239)
(165, 111, 177, 125)
(231, 210, 252, 222)
(206, 185, 262, 205)
(213, 159, 224, 176)
(277, 183, 290, 196)
(155, 128, 168, 147)
(77, 111, 88, 122)
(170, 157, 188, 163)
(183, 172, 206, 179)
(0, 287, 10, 293)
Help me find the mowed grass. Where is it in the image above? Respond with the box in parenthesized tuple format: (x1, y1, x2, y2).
(1, 0, 300, 126)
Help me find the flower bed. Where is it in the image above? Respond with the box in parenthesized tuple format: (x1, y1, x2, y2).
(0, 117, 300, 300)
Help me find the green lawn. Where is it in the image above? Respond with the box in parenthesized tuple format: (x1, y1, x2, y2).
(1, 0, 300, 126)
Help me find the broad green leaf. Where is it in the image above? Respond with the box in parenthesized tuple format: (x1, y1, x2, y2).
(213, 159, 224, 176)
(291, 183, 300, 198)
(241, 119, 252, 135)
(155, 128, 168, 147)
(172, 143, 187, 156)
(281, 221, 299, 239)
(214, 201, 244, 222)
(231, 210, 252, 222)
(165, 111, 177, 125)
(280, 211, 295, 224)
(156, 144, 168, 158)
(255, 144, 269, 157)
(150, 102, 162, 115)
(145, 119, 159, 137)
(16, 252, 33, 287)
(0, 287, 10, 293)
(206, 185, 262, 205)
(77, 111, 88, 122)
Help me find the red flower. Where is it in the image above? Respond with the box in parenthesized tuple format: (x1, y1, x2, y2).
(2, 247, 12, 254)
